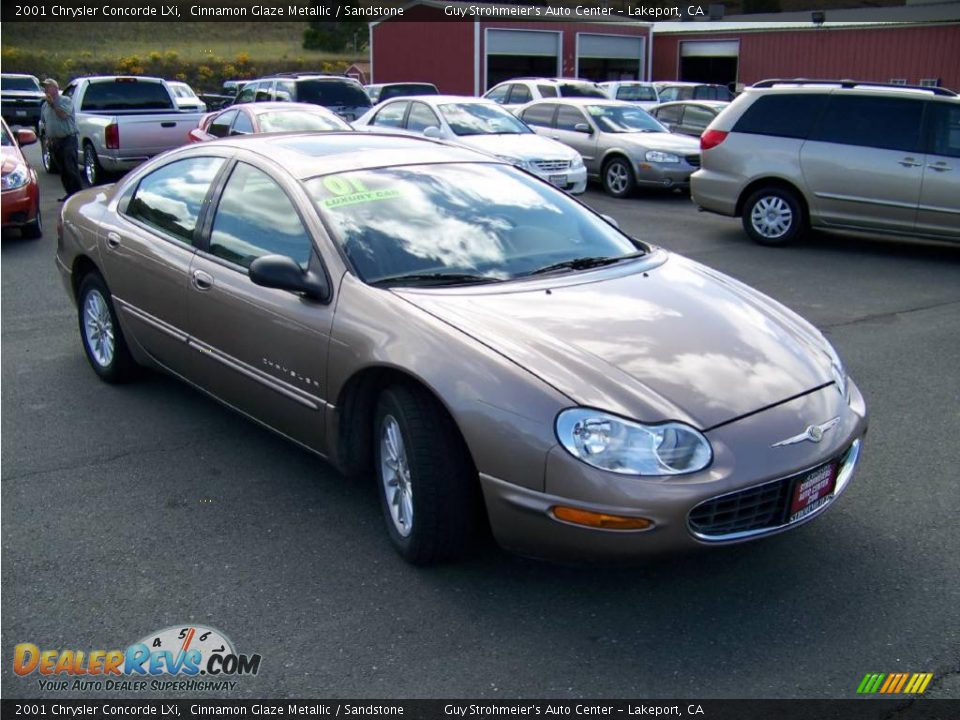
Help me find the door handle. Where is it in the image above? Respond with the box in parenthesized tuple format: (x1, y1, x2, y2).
(106, 232, 122, 249)
(192, 269, 213, 291)
(161, 122, 176, 128)
(927, 162, 952, 172)
(898, 157, 922, 168)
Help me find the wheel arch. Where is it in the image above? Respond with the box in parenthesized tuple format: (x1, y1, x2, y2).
(71, 254, 103, 300)
(735, 177, 810, 221)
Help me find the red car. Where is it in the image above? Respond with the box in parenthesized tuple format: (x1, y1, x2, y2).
(189, 101, 352, 142)
(1, 117, 41, 239)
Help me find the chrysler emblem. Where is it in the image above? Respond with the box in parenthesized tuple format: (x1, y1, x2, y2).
(772, 417, 840, 447)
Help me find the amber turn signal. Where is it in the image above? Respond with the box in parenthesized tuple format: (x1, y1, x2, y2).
(552, 506, 653, 530)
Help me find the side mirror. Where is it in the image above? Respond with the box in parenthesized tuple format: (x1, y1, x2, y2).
(600, 214, 619, 229)
(249, 254, 330, 302)
(16, 128, 38, 147)
(574, 123, 592, 134)
(422, 126, 442, 139)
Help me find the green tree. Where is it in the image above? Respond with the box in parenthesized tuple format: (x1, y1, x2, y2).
(303, 21, 366, 52)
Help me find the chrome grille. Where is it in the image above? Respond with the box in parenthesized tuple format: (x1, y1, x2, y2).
(688, 478, 792, 537)
(533, 159, 571, 172)
(685, 154, 701, 168)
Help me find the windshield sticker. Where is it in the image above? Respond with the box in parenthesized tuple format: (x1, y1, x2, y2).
(320, 175, 403, 209)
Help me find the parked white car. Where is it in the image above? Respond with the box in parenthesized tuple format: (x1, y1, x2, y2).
(598, 81, 660, 110)
(167, 81, 207, 113)
(354, 95, 587, 194)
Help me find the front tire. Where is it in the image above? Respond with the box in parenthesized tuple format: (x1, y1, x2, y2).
(83, 142, 103, 186)
(77, 272, 138, 383)
(21, 209, 42, 240)
(374, 385, 480, 564)
(602, 156, 636, 198)
(742, 186, 806, 246)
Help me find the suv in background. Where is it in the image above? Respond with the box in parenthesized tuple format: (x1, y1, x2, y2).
(692, 79, 960, 245)
(234, 74, 371, 121)
(655, 82, 734, 103)
(484, 78, 607, 110)
(1, 73, 45, 129)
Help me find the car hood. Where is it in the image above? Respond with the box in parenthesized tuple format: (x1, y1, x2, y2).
(617, 131, 700, 154)
(456, 133, 578, 162)
(395, 253, 835, 429)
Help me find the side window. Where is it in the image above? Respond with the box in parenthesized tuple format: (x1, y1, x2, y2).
(406, 102, 440, 132)
(235, 83, 256, 104)
(372, 101, 408, 128)
(63, 83, 76, 98)
(811, 95, 924, 153)
(255, 80, 275, 102)
(654, 105, 682, 125)
(231, 111, 254, 135)
(537, 84, 558, 98)
(927, 102, 960, 158)
(209, 163, 313, 270)
(682, 105, 715, 132)
(275, 80, 296, 102)
(521, 103, 556, 128)
(556, 106, 587, 132)
(484, 85, 510, 104)
(659, 87, 678, 102)
(733, 94, 827, 139)
(125, 157, 225, 245)
(208, 109, 238, 138)
(508, 84, 532, 105)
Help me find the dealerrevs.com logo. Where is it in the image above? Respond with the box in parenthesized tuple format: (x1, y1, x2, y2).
(14, 625, 261, 692)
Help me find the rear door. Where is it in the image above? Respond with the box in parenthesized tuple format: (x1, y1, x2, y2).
(184, 159, 336, 451)
(800, 93, 924, 232)
(101, 154, 227, 373)
(916, 100, 960, 239)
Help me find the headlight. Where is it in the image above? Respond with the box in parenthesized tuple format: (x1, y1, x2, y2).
(645, 151, 681, 164)
(556, 408, 712, 476)
(570, 154, 585, 170)
(496, 155, 530, 171)
(1, 164, 29, 191)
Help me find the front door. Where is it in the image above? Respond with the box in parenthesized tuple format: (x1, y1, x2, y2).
(916, 101, 960, 240)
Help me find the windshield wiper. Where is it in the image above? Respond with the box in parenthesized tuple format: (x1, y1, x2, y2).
(370, 272, 502, 287)
(525, 252, 646, 277)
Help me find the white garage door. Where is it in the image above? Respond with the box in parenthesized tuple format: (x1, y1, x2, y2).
(579, 34, 644, 60)
(487, 29, 560, 56)
(680, 40, 740, 58)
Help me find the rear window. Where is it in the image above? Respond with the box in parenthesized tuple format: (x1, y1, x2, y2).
(616, 85, 658, 102)
(380, 84, 439, 102)
(558, 83, 607, 98)
(81, 80, 175, 111)
(295, 80, 372, 109)
(693, 86, 733, 101)
(2, 76, 41, 92)
(733, 94, 828, 139)
(810, 95, 925, 153)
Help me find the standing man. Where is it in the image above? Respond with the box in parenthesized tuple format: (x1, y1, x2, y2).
(41, 78, 83, 201)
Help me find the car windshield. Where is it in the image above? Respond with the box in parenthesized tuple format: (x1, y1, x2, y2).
(615, 85, 658, 102)
(296, 80, 372, 108)
(170, 84, 197, 99)
(558, 83, 607, 98)
(258, 110, 351, 133)
(438, 103, 532, 136)
(0, 123, 13, 146)
(2, 77, 41, 92)
(586, 105, 667, 133)
(305, 163, 643, 285)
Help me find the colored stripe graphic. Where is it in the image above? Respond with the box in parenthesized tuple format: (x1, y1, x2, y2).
(858, 672, 933, 694)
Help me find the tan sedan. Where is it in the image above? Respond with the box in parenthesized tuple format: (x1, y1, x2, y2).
(57, 133, 867, 564)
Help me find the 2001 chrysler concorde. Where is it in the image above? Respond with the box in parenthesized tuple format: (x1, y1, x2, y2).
(56, 133, 867, 564)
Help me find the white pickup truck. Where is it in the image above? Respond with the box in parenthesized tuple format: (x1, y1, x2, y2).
(39, 75, 205, 185)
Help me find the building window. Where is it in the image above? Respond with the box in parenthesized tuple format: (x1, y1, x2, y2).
(919, 78, 941, 88)
(889, 79, 907, 86)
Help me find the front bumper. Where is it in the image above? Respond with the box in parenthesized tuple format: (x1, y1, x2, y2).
(635, 159, 698, 189)
(481, 381, 867, 562)
(1, 180, 39, 228)
(532, 165, 588, 195)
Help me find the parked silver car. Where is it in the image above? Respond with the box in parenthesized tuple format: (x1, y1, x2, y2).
(692, 80, 960, 245)
(516, 98, 701, 197)
(649, 101, 730, 137)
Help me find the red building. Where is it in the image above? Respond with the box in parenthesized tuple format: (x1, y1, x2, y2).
(370, 1, 653, 95)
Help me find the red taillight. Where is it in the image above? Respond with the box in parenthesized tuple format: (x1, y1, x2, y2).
(105, 123, 120, 150)
(700, 129, 728, 151)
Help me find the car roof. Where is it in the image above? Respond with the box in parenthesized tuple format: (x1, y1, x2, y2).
(747, 79, 957, 99)
(380, 95, 494, 106)
(655, 100, 729, 109)
(1, 73, 39, 79)
(232, 101, 344, 116)
(524, 97, 631, 107)
(206, 132, 506, 179)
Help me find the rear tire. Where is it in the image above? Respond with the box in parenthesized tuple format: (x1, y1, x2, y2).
(21, 209, 42, 240)
(77, 272, 138, 383)
(602, 156, 636, 198)
(742, 186, 806, 246)
(83, 142, 103, 186)
(374, 384, 480, 564)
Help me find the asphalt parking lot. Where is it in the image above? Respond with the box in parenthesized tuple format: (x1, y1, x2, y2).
(2, 141, 959, 700)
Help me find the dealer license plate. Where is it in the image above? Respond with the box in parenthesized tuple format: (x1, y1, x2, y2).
(15, 110, 27, 116)
(788, 462, 838, 523)
(548, 174, 566, 187)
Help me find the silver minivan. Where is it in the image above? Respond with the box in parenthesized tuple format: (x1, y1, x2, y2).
(692, 80, 960, 245)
